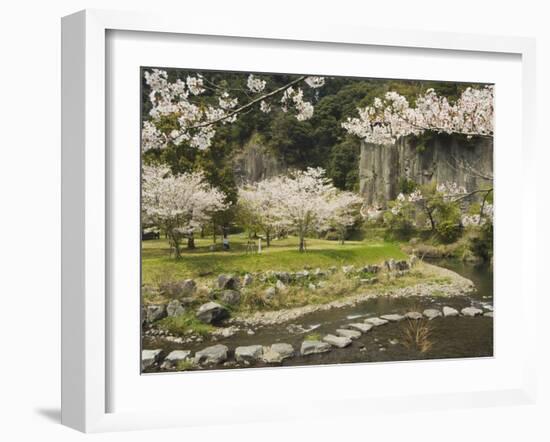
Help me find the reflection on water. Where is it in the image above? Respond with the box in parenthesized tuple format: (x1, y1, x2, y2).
(143, 259, 494, 371)
(430, 258, 493, 301)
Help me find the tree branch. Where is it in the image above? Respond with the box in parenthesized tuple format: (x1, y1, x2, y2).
(186, 75, 307, 130)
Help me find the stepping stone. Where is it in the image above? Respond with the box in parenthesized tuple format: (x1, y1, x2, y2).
(161, 350, 192, 369)
(388, 339, 399, 345)
(423, 309, 442, 320)
(165, 350, 191, 362)
(461, 307, 483, 317)
(380, 314, 405, 322)
(235, 345, 264, 362)
(141, 349, 162, 370)
(194, 344, 228, 365)
(484, 312, 494, 317)
(323, 334, 352, 348)
(442, 306, 459, 317)
(336, 329, 361, 340)
(300, 340, 331, 356)
(364, 317, 389, 327)
(404, 312, 423, 320)
(261, 343, 294, 363)
(345, 323, 373, 333)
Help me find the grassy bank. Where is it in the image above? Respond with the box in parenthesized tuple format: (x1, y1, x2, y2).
(142, 234, 407, 286)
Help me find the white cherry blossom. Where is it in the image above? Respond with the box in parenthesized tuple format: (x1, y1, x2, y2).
(343, 86, 494, 145)
(142, 164, 227, 257)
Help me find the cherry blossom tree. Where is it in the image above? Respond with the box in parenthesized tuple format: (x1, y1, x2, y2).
(324, 191, 364, 244)
(142, 164, 227, 258)
(240, 168, 363, 252)
(142, 69, 325, 152)
(238, 181, 290, 247)
(342, 86, 494, 145)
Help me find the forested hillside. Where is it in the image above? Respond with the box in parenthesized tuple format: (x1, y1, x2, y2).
(141, 68, 485, 202)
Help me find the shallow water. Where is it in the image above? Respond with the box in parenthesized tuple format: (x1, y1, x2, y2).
(143, 259, 493, 371)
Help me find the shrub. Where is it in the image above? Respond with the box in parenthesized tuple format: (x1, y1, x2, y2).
(398, 177, 417, 195)
(383, 211, 416, 241)
(435, 220, 462, 244)
(324, 230, 340, 241)
(469, 222, 493, 261)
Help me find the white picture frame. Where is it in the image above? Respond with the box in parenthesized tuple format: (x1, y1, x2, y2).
(61, 9, 537, 433)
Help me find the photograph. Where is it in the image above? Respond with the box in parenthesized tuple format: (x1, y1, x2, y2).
(140, 67, 494, 373)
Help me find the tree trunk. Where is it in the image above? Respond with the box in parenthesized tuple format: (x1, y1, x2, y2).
(187, 234, 195, 249)
(266, 230, 271, 247)
(169, 231, 181, 259)
(427, 210, 436, 231)
(299, 233, 306, 252)
(212, 221, 217, 243)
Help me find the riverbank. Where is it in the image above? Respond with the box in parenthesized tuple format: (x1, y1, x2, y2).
(142, 259, 493, 373)
(230, 262, 474, 327)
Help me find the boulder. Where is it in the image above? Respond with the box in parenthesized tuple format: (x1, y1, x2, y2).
(364, 317, 389, 327)
(161, 350, 191, 369)
(166, 300, 186, 317)
(313, 268, 326, 277)
(461, 307, 483, 317)
(385, 259, 397, 272)
(336, 329, 361, 340)
(235, 345, 263, 363)
(261, 343, 294, 363)
(161, 279, 197, 298)
(196, 302, 229, 324)
(294, 270, 310, 280)
(380, 314, 405, 322)
(342, 265, 355, 274)
(345, 323, 373, 333)
(194, 344, 228, 365)
(275, 271, 291, 283)
(300, 340, 331, 355)
(395, 260, 410, 271)
(308, 283, 316, 290)
(220, 289, 241, 306)
(442, 306, 459, 317)
(323, 334, 352, 348)
(243, 274, 253, 286)
(423, 309, 442, 320)
(275, 280, 287, 291)
(141, 349, 162, 370)
(404, 311, 423, 320)
(362, 264, 381, 274)
(180, 296, 195, 306)
(217, 274, 240, 290)
(145, 304, 167, 323)
(264, 287, 277, 300)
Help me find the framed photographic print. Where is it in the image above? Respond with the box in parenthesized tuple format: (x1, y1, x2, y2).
(61, 9, 537, 433)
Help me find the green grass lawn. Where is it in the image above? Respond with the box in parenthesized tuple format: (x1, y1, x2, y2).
(142, 234, 407, 286)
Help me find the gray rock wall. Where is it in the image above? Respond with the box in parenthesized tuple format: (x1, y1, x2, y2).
(232, 138, 285, 185)
(359, 136, 493, 206)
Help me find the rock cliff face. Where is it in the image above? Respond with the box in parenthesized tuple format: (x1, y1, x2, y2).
(232, 138, 285, 186)
(359, 136, 493, 206)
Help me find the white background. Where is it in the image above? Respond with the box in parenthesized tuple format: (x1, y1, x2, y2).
(0, 0, 548, 441)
